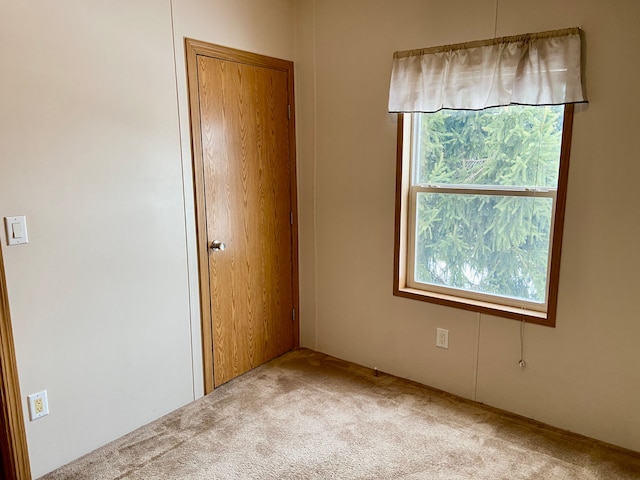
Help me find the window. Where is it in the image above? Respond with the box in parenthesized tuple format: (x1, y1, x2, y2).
(388, 28, 586, 326)
(394, 105, 574, 325)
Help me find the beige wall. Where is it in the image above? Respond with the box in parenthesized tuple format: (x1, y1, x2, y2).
(0, 0, 295, 477)
(295, 0, 640, 452)
(2, 0, 639, 476)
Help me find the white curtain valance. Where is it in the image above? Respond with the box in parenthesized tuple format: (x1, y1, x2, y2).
(388, 27, 586, 113)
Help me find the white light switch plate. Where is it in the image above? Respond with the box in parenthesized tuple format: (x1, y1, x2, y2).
(4, 216, 28, 246)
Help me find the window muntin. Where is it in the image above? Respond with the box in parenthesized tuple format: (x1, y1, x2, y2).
(402, 105, 567, 317)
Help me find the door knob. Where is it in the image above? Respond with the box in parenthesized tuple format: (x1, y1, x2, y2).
(210, 240, 226, 251)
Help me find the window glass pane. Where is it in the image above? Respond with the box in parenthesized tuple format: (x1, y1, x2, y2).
(415, 105, 564, 188)
(414, 192, 553, 303)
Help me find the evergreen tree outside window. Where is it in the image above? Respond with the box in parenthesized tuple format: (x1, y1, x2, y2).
(389, 29, 585, 326)
(395, 106, 575, 325)
(407, 105, 570, 317)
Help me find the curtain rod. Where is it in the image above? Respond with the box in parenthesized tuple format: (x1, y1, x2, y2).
(394, 27, 581, 59)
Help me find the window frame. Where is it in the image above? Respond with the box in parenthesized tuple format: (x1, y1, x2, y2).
(393, 105, 575, 327)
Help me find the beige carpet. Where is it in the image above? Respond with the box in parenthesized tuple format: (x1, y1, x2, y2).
(41, 349, 640, 479)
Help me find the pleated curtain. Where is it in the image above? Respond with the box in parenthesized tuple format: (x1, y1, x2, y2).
(388, 27, 586, 113)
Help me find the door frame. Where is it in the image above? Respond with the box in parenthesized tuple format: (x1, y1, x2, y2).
(0, 246, 32, 480)
(184, 39, 300, 394)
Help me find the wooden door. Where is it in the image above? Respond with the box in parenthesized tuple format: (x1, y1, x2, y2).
(186, 40, 299, 391)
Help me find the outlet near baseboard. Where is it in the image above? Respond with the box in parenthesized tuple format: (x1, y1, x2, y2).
(436, 328, 449, 349)
(28, 390, 49, 421)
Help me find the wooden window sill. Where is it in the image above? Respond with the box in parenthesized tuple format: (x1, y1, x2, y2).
(393, 286, 554, 327)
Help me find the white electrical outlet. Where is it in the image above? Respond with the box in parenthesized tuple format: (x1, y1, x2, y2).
(436, 328, 449, 349)
(27, 390, 49, 421)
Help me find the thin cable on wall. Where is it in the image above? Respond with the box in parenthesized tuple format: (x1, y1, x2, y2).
(517, 102, 550, 369)
(519, 316, 526, 368)
(497, 27, 520, 401)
